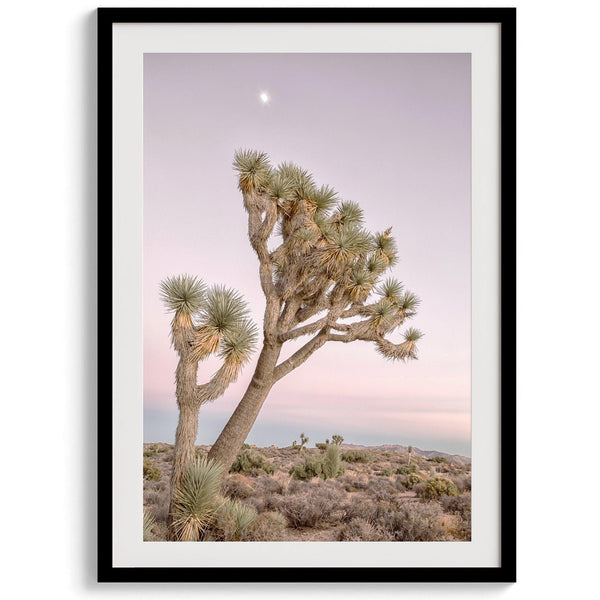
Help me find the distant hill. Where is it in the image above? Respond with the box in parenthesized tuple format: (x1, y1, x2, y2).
(340, 443, 471, 466)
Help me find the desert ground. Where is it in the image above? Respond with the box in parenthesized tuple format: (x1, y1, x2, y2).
(143, 442, 471, 542)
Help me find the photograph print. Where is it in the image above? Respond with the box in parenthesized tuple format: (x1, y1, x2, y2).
(142, 52, 472, 544)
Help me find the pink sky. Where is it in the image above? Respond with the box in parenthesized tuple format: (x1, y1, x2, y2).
(143, 53, 471, 455)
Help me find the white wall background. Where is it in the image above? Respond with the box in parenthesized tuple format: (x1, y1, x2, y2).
(1, 0, 598, 597)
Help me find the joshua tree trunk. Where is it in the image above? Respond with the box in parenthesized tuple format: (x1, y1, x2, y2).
(170, 401, 200, 501)
(167, 357, 201, 533)
(208, 341, 282, 469)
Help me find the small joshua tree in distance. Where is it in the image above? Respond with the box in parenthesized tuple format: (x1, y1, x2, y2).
(207, 150, 423, 471)
(331, 434, 344, 446)
(407, 445, 413, 466)
(160, 275, 258, 534)
(298, 432, 309, 453)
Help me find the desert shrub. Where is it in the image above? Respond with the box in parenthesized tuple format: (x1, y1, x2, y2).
(337, 518, 389, 541)
(143, 458, 161, 481)
(280, 486, 343, 528)
(151, 501, 169, 524)
(453, 474, 471, 492)
(402, 473, 424, 489)
(448, 474, 470, 493)
(212, 499, 258, 541)
(428, 456, 448, 464)
(171, 457, 224, 541)
(254, 475, 286, 496)
(429, 468, 437, 478)
(380, 469, 393, 477)
(393, 476, 406, 492)
(315, 442, 328, 451)
(223, 474, 255, 499)
(442, 492, 471, 522)
(339, 473, 370, 492)
(342, 450, 372, 463)
(246, 511, 288, 541)
(420, 477, 459, 500)
(145, 491, 160, 505)
(143, 510, 156, 541)
(322, 444, 345, 479)
(342, 495, 397, 524)
(412, 482, 427, 497)
(396, 464, 418, 475)
(367, 476, 398, 502)
(382, 502, 447, 541)
(241, 495, 266, 514)
(442, 492, 471, 540)
(230, 449, 275, 476)
(289, 456, 324, 480)
(144, 444, 160, 457)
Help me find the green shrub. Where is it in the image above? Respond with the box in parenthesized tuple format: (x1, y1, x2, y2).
(144, 444, 160, 457)
(289, 446, 345, 481)
(322, 444, 345, 479)
(315, 442, 328, 451)
(171, 457, 224, 541)
(230, 449, 275, 475)
(402, 473, 424, 489)
(380, 469, 393, 477)
(428, 456, 448, 464)
(396, 464, 418, 475)
(342, 450, 372, 463)
(420, 477, 459, 500)
(289, 456, 324, 480)
(212, 499, 257, 541)
(143, 458, 161, 481)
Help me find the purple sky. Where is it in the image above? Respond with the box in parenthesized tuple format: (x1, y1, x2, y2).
(143, 53, 471, 456)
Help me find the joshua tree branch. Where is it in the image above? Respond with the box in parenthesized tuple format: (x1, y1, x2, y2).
(273, 330, 329, 381)
(278, 316, 329, 341)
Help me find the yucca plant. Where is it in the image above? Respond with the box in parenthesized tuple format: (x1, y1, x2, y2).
(143, 510, 156, 541)
(170, 457, 224, 541)
(160, 275, 258, 538)
(203, 150, 422, 472)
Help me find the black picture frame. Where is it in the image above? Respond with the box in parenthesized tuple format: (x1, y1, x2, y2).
(98, 7, 516, 584)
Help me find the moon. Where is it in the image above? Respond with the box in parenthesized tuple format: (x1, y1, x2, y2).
(259, 92, 270, 104)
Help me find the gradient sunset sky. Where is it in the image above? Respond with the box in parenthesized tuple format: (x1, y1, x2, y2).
(143, 53, 471, 456)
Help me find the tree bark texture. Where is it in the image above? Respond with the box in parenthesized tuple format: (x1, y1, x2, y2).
(207, 341, 281, 469)
(167, 356, 200, 535)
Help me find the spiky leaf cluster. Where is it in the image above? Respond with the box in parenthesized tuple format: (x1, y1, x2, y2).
(160, 274, 206, 316)
(232, 149, 422, 368)
(171, 457, 224, 541)
(160, 275, 259, 403)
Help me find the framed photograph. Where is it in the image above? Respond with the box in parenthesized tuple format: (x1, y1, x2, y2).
(98, 7, 516, 583)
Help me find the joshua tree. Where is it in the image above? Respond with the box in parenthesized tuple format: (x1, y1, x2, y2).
(159, 275, 258, 524)
(207, 150, 423, 470)
(298, 432, 309, 453)
(407, 445, 413, 466)
(331, 434, 344, 446)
